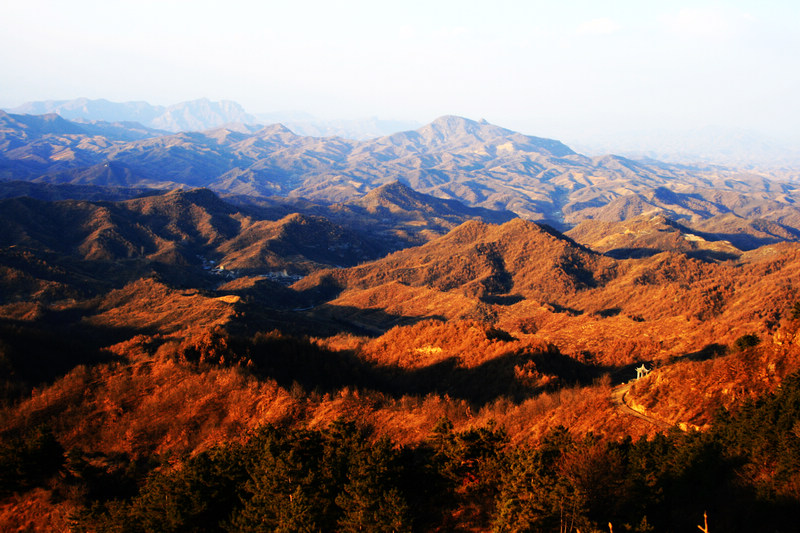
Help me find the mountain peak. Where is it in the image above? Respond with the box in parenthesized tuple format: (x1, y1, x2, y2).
(166, 186, 219, 201)
(430, 114, 483, 128)
(423, 115, 508, 138)
(349, 180, 427, 212)
(152, 99, 259, 132)
(125, 187, 235, 216)
(257, 123, 296, 136)
(362, 180, 418, 200)
(410, 115, 575, 158)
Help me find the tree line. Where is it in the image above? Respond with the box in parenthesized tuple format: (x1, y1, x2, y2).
(13, 370, 787, 531)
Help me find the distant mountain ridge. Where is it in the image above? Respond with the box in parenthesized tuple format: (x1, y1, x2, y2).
(2, 109, 800, 238)
(6, 98, 259, 133)
(256, 114, 422, 140)
(0, 109, 165, 147)
(0, 109, 87, 139)
(570, 126, 800, 168)
(7, 98, 419, 140)
(9, 98, 163, 125)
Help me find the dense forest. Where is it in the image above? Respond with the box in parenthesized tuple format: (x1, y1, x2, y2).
(3, 370, 800, 532)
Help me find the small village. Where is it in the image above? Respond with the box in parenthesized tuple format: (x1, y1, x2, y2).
(200, 256, 303, 286)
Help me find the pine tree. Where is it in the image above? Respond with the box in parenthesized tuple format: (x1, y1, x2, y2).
(336, 438, 411, 532)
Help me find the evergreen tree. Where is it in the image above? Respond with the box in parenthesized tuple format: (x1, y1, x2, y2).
(336, 438, 411, 532)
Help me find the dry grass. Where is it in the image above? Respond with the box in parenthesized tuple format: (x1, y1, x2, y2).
(627, 331, 800, 427)
(0, 488, 74, 533)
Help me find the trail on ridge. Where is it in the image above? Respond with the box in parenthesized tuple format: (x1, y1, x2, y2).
(611, 382, 674, 431)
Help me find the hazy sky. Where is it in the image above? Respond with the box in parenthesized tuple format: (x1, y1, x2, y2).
(2, 0, 799, 142)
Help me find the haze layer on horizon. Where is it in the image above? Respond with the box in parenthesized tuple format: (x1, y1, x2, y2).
(2, 0, 798, 144)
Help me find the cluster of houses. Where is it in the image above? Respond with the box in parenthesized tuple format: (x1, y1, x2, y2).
(199, 256, 303, 286)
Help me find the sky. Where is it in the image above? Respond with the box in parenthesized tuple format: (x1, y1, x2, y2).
(2, 0, 799, 143)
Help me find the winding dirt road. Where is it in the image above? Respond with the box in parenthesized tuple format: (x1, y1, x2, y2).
(611, 382, 674, 430)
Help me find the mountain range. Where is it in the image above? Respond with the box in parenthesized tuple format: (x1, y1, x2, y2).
(2, 102, 800, 530)
(0, 183, 516, 306)
(255, 111, 421, 140)
(3, 179, 797, 359)
(3, 109, 800, 240)
(2, 180, 797, 385)
(5, 98, 420, 139)
(294, 213, 800, 360)
(571, 125, 800, 169)
(6, 98, 258, 133)
(12, 97, 800, 167)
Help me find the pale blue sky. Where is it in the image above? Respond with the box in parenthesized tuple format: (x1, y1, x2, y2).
(2, 0, 798, 142)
